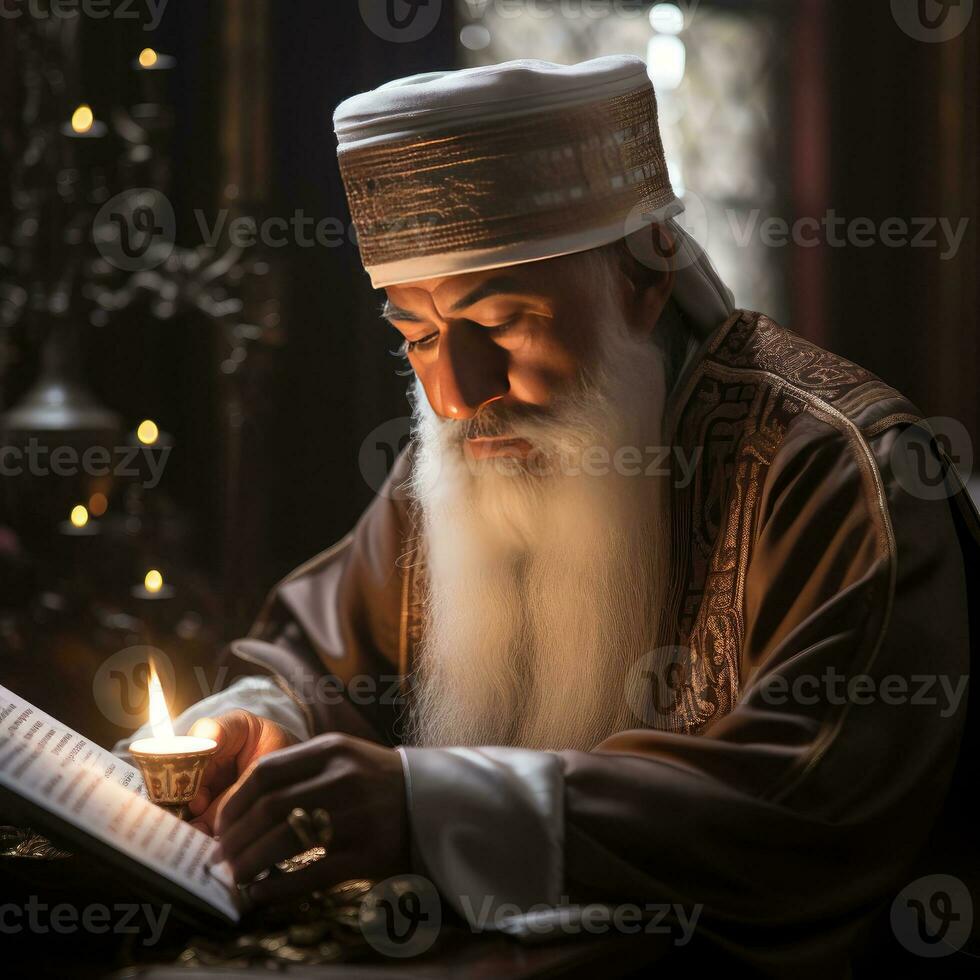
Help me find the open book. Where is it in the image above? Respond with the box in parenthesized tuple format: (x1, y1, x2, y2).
(0, 683, 242, 925)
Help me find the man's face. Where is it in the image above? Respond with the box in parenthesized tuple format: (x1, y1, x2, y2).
(400, 244, 675, 751)
(382, 254, 617, 461)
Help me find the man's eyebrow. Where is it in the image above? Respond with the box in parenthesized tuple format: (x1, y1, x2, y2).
(380, 301, 424, 323)
(379, 276, 539, 323)
(449, 276, 538, 313)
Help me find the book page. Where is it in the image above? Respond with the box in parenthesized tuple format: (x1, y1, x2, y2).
(0, 684, 240, 922)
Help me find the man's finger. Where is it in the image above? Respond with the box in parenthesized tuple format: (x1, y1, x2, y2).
(187, 784, 212, 818)
(246, 852, 365, 906)
(195, 784, 235, 837)
(215, 743, 325, 835)
(188, 711, 252, 762)
(224, 821, 299, 884)
(218, 774, 332, 861)
(188, 711, 259, 803)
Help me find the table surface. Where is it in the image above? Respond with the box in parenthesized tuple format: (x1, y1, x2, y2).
(3, 849, 673, 979)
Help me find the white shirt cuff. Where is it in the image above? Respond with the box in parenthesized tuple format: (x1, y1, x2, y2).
(397, 746, 565, 930)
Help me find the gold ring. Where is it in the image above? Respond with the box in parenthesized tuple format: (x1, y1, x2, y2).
(310, 807, 333, 847)
(288, 806, 333, 851)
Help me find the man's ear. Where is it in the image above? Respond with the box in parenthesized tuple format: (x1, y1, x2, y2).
(619, 222, 677, 335)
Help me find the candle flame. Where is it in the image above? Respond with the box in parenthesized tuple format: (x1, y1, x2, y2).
(138, 47, 159, 68)
(137, 418, 159, 445)
(147, 660, 175, 739)
(70, 504, 89, 528)
(71, 104, 94, 134)
(144, 569, 164, 593)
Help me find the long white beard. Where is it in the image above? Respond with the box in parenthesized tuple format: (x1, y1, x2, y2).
(405, 312, 670, 751)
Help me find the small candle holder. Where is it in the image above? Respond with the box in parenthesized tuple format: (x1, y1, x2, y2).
(129, 736, 217, 819)
(130, 582, 176, 600)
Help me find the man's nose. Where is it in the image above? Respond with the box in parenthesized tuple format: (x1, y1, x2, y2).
(430, 322, 509, 419)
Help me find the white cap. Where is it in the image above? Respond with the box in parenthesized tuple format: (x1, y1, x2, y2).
(333, 56, 678, 289)
(335, 56, 655, 149)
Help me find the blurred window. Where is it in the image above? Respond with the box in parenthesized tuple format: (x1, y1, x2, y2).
(456, 1, 786, 319)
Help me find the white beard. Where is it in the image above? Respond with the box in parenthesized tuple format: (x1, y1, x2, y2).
(405, 309, 670, 752)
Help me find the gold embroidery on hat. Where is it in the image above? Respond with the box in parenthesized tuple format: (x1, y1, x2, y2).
(338, 88, 674, 270)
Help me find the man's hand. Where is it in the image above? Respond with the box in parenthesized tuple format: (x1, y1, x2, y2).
(214, 733, 408, 904)
(186, 710, 298, 834)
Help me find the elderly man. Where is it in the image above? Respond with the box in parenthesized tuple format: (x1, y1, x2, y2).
(117, 57, 975, 971)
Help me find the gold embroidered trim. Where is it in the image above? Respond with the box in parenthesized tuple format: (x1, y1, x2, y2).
(338, 87, 674, 268)
(863, 412, 921, 438)
(689, 362, 898, 800)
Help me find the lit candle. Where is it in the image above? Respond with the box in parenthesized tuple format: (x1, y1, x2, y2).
(134, 47, 176, 72)
(129, 416, 174, 453)
(58, 503, 100, 537)
(132, 48, 176, 105)
(123, 420, 174, 491)
(131, 567, 175, 600)
(60, 103, 108, 171)
(129, 661, 217, 816)
(136, 418, 159, 445)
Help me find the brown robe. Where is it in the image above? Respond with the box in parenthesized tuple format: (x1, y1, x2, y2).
(222, 310, 977, 973)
